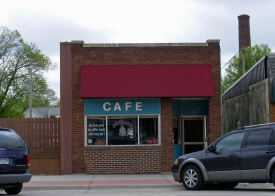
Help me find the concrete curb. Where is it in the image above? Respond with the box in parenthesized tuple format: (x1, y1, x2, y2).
(23, 183, 181, 191)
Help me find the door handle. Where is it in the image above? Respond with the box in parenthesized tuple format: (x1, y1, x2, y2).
(265, 150, 275, 154)
(229, 153, 238, 157)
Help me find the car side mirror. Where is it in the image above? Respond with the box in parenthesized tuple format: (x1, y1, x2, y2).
(208, 145, 215, 153)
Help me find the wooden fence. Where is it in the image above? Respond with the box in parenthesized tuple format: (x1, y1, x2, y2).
(0, 118, 60, 175)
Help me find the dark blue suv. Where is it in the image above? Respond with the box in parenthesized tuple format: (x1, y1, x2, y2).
(0, 127, 32, 195)
(172, 123, 275, 190)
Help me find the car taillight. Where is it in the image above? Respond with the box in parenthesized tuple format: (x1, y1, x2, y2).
(27, 154, 30, 167)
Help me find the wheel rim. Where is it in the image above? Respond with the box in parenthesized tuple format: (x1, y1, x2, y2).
(184, 169, 198, 188)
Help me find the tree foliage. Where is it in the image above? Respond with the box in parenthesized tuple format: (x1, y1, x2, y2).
(20, 81, 60, 112)
(0, 26, 59, 118)
(222, 44, 275, 93)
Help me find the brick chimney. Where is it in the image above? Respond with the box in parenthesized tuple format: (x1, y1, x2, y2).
(238, 14, 251, 51)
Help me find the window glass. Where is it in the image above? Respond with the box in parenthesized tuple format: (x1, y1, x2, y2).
(215, 132, 245, 151)
(184, 119, 203, 142)
(86, 115, 159, 146)
(139, 115, 158, 145)
(269, 131, 275, 145)
(108, 116, 138, 145)
(0, 131, 25, 150)
(245, 129, 271, 148)
(173, 114, 181, 145)
(87, 117, 106, 145)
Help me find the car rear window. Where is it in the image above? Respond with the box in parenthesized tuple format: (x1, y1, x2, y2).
(0, 130, 25, 150)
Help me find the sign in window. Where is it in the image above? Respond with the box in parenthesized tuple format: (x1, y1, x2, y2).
(86, 115, 159, 146)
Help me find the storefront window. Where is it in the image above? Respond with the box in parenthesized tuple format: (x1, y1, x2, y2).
(86, 115, 159, 146)
(87, 116, 106, 145)
(139, 116, 159, 145)
(108, 116, 138, 145)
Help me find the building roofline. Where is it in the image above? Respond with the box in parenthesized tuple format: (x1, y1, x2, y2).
(69, 40, 220, 48)
(24, 108, 43, 118)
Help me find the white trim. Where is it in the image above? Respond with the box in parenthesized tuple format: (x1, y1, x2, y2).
(84, 116, 87, 146)
(137, 115, 140, 145)
(181, 115, 208, 150)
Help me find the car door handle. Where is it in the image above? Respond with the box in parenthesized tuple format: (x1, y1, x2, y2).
(229, 153, 238, 157)
(265, 150, 275, 154)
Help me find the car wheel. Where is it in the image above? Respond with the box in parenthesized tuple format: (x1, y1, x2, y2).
(4, 183, 23, 195)
(182, 165, 204, 190)
(218, 182, 238, 189)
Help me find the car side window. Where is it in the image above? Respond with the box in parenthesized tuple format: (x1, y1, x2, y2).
(215, 132, 246, 152)
(269, 131, 275, 145)
(245, 129, 271, 148)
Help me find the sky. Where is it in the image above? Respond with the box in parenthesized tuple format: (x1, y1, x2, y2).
(1, 0, 275, 98)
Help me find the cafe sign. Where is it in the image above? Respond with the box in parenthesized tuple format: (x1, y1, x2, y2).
(84, 98, 160, 115)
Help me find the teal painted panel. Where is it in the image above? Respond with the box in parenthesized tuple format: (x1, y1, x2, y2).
(172, 99, 181, 114)
(173, 145, 183, 162)
(85, 98, 160, 115)
(181, 100, 208, 116)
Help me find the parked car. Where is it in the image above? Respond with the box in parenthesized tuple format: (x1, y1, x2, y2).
(172, 123, 275, 190)
(0, 127, 32, 195)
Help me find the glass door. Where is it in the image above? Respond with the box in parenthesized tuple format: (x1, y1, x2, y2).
(183, 118, 206, 154)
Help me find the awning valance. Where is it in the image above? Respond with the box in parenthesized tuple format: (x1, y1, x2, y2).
(80, 64, 213, 98)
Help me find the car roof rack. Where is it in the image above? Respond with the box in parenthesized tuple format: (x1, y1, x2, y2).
(0, 127, 11, 130)
(237, 123, 271, 130)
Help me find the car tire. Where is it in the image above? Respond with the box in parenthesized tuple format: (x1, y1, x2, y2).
(218, 182, 239, 189)
(182, 165, 204, 190)
(272, 169, 275, 186)
(4, 183, 23, 195)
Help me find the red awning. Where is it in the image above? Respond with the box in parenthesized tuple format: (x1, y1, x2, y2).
(80, 64, 213, 98)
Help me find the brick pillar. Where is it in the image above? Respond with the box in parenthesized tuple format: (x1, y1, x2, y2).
(238, 14, 251, 51)
(60, 42, 73, 174)
(160, 98, 173, 172)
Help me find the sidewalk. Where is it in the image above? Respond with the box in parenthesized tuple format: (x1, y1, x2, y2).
(23, 173, 275, 190)
(23, 173, 179, 190)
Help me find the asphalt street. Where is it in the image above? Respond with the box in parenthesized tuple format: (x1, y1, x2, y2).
(1, 174, 274, 196)
(11, 186, 275, 196)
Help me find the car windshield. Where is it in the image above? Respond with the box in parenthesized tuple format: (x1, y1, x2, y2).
(0, 130, 25, 150)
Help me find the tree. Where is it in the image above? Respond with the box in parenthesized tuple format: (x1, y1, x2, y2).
(222, 44, 275, 93)
(0, 26, 58, 118)
(20, 81, 60, 112)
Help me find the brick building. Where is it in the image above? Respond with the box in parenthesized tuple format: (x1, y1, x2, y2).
(60, 40, 221, 174)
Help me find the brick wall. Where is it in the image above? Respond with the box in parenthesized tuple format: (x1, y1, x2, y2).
(68, 41, 221, 173)
(207, 42, 222, 143)
(238, 15, 251, 51)
(85, 146, 161, 174)
(160, 98, 173, 172)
